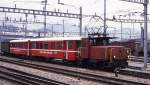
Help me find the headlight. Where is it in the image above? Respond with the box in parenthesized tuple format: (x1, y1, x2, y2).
(113, 56, 116, 58)
(128, 55, 130, 58)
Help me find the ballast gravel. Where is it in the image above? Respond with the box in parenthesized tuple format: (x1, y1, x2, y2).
(0, 78, 19, 85)
(0, 61, 106, 85)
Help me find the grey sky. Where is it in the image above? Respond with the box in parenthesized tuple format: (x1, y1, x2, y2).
(0, 0, 144, 15)
(0, 0, 149, 39)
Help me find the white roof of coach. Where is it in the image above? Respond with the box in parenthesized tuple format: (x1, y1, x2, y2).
(10, 37, 82, 42)
(30, 37, 82, 41)
(10, 39, 29, 43)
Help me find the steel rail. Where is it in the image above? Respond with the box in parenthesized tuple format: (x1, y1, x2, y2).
(0, 57, 148, 85)
(0, 65, 68, 85)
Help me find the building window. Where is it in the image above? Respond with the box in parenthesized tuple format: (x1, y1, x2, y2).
(57, 41, 62, 49)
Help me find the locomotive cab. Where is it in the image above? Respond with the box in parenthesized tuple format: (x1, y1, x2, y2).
(80, 36, 128, 68)
(89, 37, 110, 46)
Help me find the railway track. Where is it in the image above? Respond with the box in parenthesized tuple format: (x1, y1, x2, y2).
(129, 56, 150, 63)
(0, 65, 68, 85)
(0, 56, 149, 85)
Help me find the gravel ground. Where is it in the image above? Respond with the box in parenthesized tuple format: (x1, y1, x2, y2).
(0, 61, 106, 85)
(21, 58, 150, 84)
(0, 78, 19, 85)
(0, 56, 150, 84)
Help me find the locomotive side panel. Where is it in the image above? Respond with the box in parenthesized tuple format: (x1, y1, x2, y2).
(80, 47, 88, 59)
(109, 47, 128, 60)
(90, 46, 106, 60)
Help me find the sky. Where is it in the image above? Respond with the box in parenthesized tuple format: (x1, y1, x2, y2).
(0, 0, 149, 39)
(0, 0, 144, 15)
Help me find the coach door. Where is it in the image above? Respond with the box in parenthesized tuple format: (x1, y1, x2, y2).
(65, 41, 69, 60)
(27, 40, 31, 56)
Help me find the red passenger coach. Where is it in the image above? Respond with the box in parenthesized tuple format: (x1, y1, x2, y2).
(10, 40, 29, 56)
(10, 37, 81, 61)
(30, 37, 81, 61)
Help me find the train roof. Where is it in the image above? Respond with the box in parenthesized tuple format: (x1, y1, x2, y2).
(10, 37, 82, 42)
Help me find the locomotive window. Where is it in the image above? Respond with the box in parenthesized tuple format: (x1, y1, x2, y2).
(51, 42, 55, 49)
(44, 42, 48, 49)
(76, 41, 81, 49)
(57, 41, 62, 49)
(32, 42, 36, 49)
(68, 41, 73, 49)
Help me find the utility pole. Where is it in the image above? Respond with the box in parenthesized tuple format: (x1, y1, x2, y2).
(103, 0, 107, 37)
(120, 0, 149, 69)
(121, 22, 123, 40)
(51, 24, 53, 37)
(141, 23, 144, 47)
(79, 7, 82, 36)
(25, 14, 28, 38)
(130, 27, 132, 39)
(63, 19, 65, 37)
(3, 12, 6, 35)
(84, 26, 87, 37)
(44, 0, 47, 37)
(133, 23, 135, 39)
(143, 0, 148, 68)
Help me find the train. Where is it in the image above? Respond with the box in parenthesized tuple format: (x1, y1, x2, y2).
(0, 36, 129, 68)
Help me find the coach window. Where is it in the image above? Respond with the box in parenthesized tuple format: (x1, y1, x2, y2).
(20, 43, 22, 48)
(22, 43, 25, 48)
(40, 42, 43, 49)
(15, 43, 17, 47)
(23, 43, 25, 48)
(16, 43, 18, 48)
(68, 41, 73, 49)
(57, 41, 62, 49)
(11, 43, 13, 47)
(44, 42, 48, 49)
(36, 42, 40, 49)
(32, 42, 36, 49)
(13, 43, 16, 47)
(51, 42, 55, 49)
